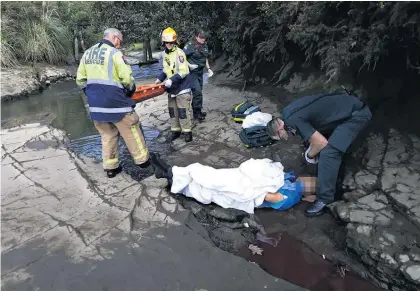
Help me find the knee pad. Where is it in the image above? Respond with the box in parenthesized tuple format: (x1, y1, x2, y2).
(178, 108, 187, 119)
(168, 107, 176, 118)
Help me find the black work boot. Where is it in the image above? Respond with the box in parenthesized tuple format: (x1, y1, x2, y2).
(150, 153, 171, 180)
(305, 200, 328, 217)
(184, 132, 193, 143)
(105, 166, 122, 178)
(138, 159, 151, 169)
(193, 109, 206, 121)
(170, 131, 181, 141)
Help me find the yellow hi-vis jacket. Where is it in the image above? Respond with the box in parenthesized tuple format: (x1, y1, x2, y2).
(76, 39, 135, 122)
(157, 46, 192, 96)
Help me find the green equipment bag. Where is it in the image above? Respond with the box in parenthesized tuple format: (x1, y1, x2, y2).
(231, 101, 261, 123)
(239, 125, 276, 148)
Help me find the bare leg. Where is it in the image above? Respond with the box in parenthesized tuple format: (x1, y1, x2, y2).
(297, 176, 317, 202)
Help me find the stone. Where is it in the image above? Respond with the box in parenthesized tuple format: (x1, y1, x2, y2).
(403, 265, 420, 283)
(357, 193, 388, 210)
(398, 255, 410, 264)
(336, 128, 420, 290)
(160, 196, 178, 214)
(354, 170, 378, 189)
(356, 225, 372, 236)
(343, 189, 369, 202)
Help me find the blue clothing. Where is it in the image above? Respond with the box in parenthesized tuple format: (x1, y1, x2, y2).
(259, 172, 303, 211)
(77, 39, 135, 123)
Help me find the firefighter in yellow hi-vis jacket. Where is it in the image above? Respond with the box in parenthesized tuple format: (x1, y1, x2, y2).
(155, 27, 194, 142)
(76, 28, 151, 178)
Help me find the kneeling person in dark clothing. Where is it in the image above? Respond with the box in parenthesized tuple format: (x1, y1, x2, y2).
(266, 93, 372, 217)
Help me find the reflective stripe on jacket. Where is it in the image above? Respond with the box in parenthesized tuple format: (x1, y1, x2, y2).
(76, 39, 135, 122)
(157, 47, 192, 96)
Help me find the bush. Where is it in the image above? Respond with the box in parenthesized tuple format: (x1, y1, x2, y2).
(1, 1, 99, 67)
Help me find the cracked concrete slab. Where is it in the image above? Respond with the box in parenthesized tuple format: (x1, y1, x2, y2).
(2, 122, 306, 291)
(330, 129, 420, 290)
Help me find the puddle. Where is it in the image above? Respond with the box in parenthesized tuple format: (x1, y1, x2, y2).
(238, 232, 382, 291)
(67, 126, 170, 181)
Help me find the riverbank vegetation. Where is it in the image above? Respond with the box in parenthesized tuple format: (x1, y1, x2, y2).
(2, 1, 419, 103)
(1, 1, 98, 67)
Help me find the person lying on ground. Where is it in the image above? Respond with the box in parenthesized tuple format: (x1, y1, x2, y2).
(150, 153, 316, 214)
(266, 92, 372, 217)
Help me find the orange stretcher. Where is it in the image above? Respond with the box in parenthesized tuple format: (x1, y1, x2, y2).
(131, 83, 166, 103)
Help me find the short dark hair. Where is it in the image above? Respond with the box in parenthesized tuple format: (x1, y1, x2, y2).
(196, 29, 207, 39)
(266, 118, 278, 138)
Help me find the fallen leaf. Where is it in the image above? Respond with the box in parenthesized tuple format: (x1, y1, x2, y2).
(248, 244, 263, 255)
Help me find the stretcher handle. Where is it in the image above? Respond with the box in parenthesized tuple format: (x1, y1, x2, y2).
(135, 83, 165, 92)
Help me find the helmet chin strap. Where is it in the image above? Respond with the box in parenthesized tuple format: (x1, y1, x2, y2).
(164, 45, 176, 54)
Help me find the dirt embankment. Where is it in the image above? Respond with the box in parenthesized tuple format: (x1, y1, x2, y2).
(1, 64, 77, 102)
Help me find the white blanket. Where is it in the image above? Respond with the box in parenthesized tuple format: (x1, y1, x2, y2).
(171, 158, 285, 213)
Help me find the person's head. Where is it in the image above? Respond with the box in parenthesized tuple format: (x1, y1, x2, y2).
(103, 28, 123, 49)
(161, 27, 177, 50)
(195, 29, 207, 44)
(266, 117, 289, 141)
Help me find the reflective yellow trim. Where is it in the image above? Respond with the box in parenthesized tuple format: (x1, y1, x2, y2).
(130, 125, 148, 161)
(234, 101, 245, 112)
(171, 127, 182, 131)
(181, 129, 192, 133)
(233, 117, 245, 122)
(104, 158, 119, 165)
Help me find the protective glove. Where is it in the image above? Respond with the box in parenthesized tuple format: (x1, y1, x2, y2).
(155, 79, 161, 84)
(164, 78, 172, 88)
(189, 63, 199, 70)
(208, 68, 214, 77)
(125, 83, 136, 98)
(304, 145, 319, 164)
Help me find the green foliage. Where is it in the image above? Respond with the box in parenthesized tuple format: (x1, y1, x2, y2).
(96, 1, 420, 82)
(1, 1, 99, 67)
(0, 39, 19, 68)
(217, 2, 420, 81)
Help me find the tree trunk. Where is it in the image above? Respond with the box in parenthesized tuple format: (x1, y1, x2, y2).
(79, 31, 86, 52)
(74, 29, 79, 62)
(146, 37, 153, 61)
(142, 38, 148, 62)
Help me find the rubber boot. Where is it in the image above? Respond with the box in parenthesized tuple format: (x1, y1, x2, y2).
(150, 153, 171, 180)
(184, 132, 193, 143)
(193, 109, 206, 121)
(105, 166, 122, 178)
(138, 159, 151, 169)
(170, 131, 181, 141)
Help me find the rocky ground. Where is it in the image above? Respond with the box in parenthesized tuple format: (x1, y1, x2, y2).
(0, 50, 159, 102)
(1, 64, 77, 102)
(329, 129, 420, 290)
(1, 123, 304, 291)
(2, 53, 420, 290)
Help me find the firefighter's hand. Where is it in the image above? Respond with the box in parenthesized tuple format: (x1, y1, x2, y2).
(189, 63, 199, 70)
(125, 83, 136, 98)
(208, 68, 214, 77)
(164, 79, 172, 88)
(155, 79, 161, 84)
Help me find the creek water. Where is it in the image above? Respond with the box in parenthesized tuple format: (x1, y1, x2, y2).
(1, 61, 383, 290)
(1, 62, 167, 181)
